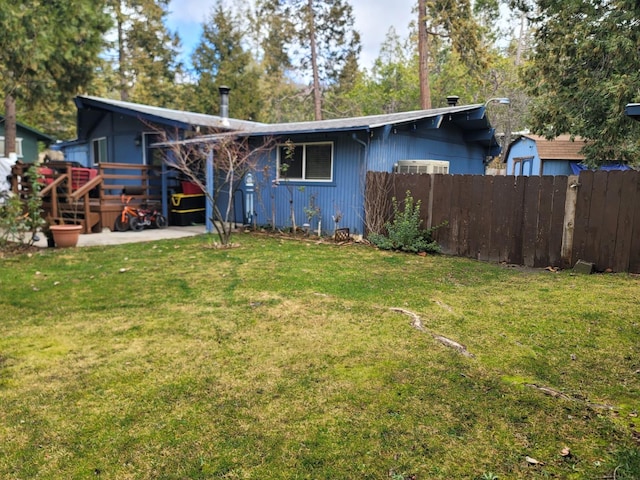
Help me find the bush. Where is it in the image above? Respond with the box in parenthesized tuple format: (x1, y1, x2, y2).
(368, 192, 443, 254)
(0, 164, 45, 248)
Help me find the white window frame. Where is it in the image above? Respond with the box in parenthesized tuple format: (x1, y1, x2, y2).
(276, 141, 333, 182)
(91, 137, 107, 166)
(0, 136, 24, 158)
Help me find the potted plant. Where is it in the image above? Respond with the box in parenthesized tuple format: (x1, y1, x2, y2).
(49, 221, 82, 248)
(48, 199, 82, 248)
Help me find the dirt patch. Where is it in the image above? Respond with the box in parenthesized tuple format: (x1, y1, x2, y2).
(0, 243, 43, 259)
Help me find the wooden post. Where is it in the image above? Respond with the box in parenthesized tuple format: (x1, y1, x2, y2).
(561, 175, 579, 268)
(4, 95, 17, 157)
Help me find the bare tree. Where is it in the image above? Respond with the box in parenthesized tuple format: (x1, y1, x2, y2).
(363, 171, 393, 236)
(156, 130, 275, 245)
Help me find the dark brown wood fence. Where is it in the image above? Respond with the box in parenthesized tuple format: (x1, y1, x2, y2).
(365, 170, 640, 273)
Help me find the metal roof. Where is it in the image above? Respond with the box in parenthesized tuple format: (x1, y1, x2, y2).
(158, 104, 493, 148)
(211, 104, 485, 136)
(73, 96, 500, 154)
(74, 95, 265, 132)
(625, 103, 640, 120)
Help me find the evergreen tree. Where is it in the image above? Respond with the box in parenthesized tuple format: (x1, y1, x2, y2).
(418, 0, 489, 108)
(346, 28, 420, 115)
(252, 0, 311, 122)
(288, 0, 361, 120)
(521, 0, 640, 165)
(0, 0, 111, 147)
(106, 0, 182, 107)
(190, 1, 262, 121)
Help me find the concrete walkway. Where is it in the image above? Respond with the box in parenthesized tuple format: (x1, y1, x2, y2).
(34, 225, 208, 248)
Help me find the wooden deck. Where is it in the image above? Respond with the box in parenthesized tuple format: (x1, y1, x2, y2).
(13, 162, 167, 233)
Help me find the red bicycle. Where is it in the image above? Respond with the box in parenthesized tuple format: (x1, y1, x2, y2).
(114, 193, 167, 232)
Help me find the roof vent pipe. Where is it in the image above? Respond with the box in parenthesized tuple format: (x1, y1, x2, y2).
(219, 86, 231, 120)
(446, 95, 459, 107)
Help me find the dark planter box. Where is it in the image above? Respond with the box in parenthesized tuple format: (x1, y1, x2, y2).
(171, 193, 205, 210)
(170, 209, 206, 226)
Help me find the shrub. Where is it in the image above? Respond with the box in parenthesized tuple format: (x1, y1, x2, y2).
(0, 164, 45, 248)
(368, 192, 443, 254)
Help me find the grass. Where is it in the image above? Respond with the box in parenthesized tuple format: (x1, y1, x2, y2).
(0, 233, 639, 479)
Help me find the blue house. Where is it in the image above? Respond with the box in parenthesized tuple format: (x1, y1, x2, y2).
(62, 94, 501, 235)
(179, 103, 501, 236)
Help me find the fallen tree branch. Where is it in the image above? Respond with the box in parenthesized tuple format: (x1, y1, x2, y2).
(525, 384, 616, 410)
(390, 307, 425, 331)
(432, 334, 475, 358)
(390, 307, 475, 358)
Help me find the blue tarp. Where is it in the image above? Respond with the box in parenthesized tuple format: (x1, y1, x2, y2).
(569, 162, 632, 175)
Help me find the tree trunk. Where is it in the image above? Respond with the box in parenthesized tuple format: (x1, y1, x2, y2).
(116, 0, 128, 101)
(307, 0, 323, 120)
(418, 0, 431, 109)
(515, 11, 526, 67)
(4, 94, 17, 158)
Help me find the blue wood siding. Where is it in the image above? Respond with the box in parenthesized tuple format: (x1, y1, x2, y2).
(90, 114, 144, 165)
(541, 160, 573, 176)
(63, 144, 90, 166)
(506, 137, 539, 175)
(367, 126, 486, 174)
(247, 132, 366, 235)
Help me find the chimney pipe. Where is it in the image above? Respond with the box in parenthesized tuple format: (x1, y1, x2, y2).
(219, 86, 230, 120)
(446, 95, 459, 107)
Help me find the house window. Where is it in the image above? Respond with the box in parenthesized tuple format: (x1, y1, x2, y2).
(143, 132, 164, 166)
(92, 137, 108, 166)
(277, 142, 333, 181)
(0, 136, 24, 158)
(513, 156, 533, 176)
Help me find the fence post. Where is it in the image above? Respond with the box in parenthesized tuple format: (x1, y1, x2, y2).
(426, 174, 435, 229)
(561, 175, 580, 268)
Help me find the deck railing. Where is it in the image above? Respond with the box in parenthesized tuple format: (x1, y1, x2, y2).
(12, 161, 169, 233)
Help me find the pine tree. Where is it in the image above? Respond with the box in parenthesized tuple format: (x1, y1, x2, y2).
(251, 0, 308, 123)
(0, 0, 111, 149)
(106, 0, 182, 107)
(520, 0, 640, 165)
(190, 1, 262, 121)
(418, 0, 489, 108)
(288, 0, 361, 120)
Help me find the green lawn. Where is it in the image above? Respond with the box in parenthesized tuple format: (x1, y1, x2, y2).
(0, 234, 638, 479)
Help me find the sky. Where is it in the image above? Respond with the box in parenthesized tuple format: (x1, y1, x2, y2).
(166, 0, 416, 72)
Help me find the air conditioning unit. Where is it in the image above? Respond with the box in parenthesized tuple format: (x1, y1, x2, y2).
(394, 160, 450, 174)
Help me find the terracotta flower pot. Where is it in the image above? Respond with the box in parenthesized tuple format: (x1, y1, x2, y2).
(50, 224, 82, 248)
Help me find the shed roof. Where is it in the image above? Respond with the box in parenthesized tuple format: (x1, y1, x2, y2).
(505, 134, 588, 162)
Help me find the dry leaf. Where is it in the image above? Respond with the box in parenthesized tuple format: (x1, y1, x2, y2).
(526, 456, 544, 465)
(560, 447, 571, 457)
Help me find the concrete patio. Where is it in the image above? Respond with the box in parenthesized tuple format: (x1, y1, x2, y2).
(33, 225, 207, 248)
